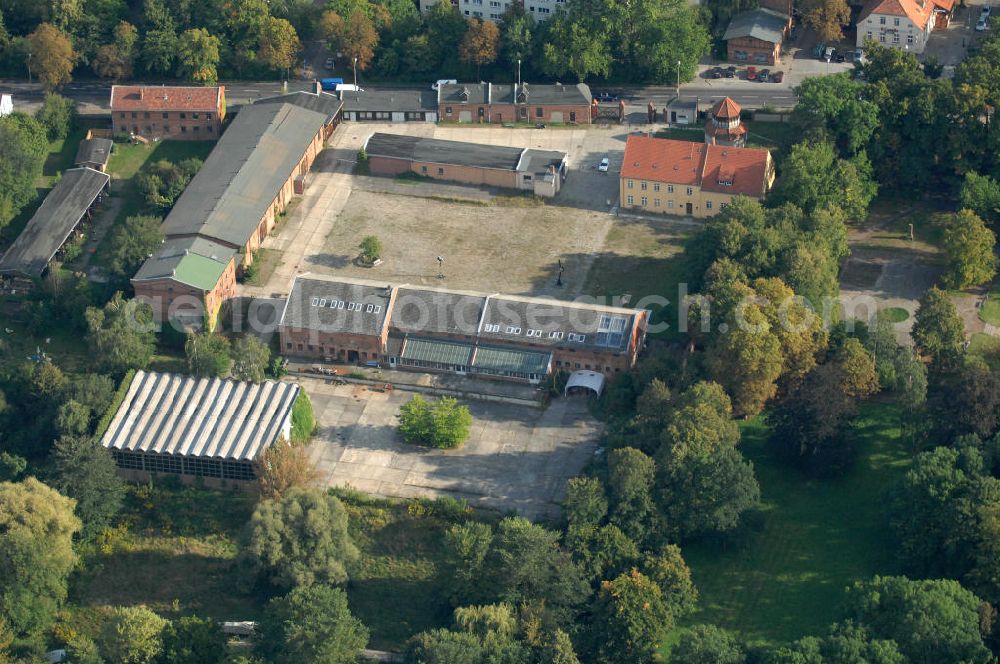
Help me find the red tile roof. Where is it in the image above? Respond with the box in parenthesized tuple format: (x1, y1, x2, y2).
(110, 85, 224, 112)
(712, 97, 742, 120)
(621, 135, 772, 198)
(858, 0, 944, 30)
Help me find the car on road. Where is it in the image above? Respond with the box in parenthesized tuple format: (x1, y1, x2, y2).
(771, 70, 784, 83)
(595, 91, 622, 102)
(758, 68, 770, 82)
(708, 66, 723, 79)
(982, 4, 992, 17)
(747, 65, 757, 80)
(598, 157, 610, 172)
(725, 66, 737, 78)
(852, 47, 865, 63)
(324, 57, 335, 70)
(977, 16, 989, 30)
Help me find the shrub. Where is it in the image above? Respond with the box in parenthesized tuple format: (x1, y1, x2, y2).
(398, 394, 472, 449)
(290, 390, 316, 443)
(358, 235, 382, 263)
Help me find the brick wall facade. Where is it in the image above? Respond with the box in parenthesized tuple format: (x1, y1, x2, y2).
(133, 257, 237, 330)
(367, 155, 521, 189)
(112, 108, 225, 140)
(438, 102, 592, 124)
(727, 35, 782, 65)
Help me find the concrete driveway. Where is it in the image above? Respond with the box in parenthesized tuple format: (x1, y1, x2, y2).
(303, 379, 601, 520)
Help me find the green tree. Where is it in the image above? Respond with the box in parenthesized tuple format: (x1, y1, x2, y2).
(706, 303, 784, 417)
(424, 1, 467, 70)
(592, 569, 672, 664)
(844, 575, 993, 664)
(911, 287, 964, 360)
(959, 172, 1000, 228)
(459, 18, 499, 79)
(258, 16, 300, 72)
(660, 381, 740, 461)
(85, 293, 156, 375)
(176, 28, 221, 83)
(606, 447, 657, 541)
(835, 337, 880, 399)
(405, 629, 482, 664)
(254, 437, 318, 500)
(566, 522, 639, 583)
(185, 333, 231, 378)
(0, 113, 48, 232)
(793, 73, 878, 156)
(338, 11, 379, 71)
(97, 606, 167, 664)
(231, 335, 271, 383)
(105, 214, 164, 279)
(641, 544, 698, 621)
(0, 478, 81, 636)
(498, 3, 534, 71)
(655, 445, 760, 540)
(670, 624, 745, 664)
(541, 15, 612, 83)
(770, 141, 877, 220)
(256, 585, 368, 664)
(398, 394, 472, 449)
(775, 622, 906, 664)
(48, 435, 125, 539)
(562, 476, 608, 527)
(160, 615, 227, 664)
(245, 487, 359, 589)
(141, 28, 178, 75)
(35, 92, 75, 140)
(940, 209, 997, 290)
(56, 399, 90, 436)
(93, 20, 138, 79)
(291, 390, 316, 442)
(628, 0, 710, 85)
(358, 235, 383, 263)
(26, 23, 75, 89)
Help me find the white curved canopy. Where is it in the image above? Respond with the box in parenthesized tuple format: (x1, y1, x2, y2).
(564, 370, 606, 397)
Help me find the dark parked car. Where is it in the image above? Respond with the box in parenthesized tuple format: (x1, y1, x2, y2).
(708, 66, 723, 79)
(595, 91, 621, 102)
(725, 66, 737, 78)
(835, 53, 846, 63)
(758, 68, 770, 82)
(771, 70, 784, 82)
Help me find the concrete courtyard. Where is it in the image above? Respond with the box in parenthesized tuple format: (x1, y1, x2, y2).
(303, 378, 601, 520)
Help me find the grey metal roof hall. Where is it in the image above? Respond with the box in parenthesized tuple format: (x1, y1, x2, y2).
(160, 101, 329, 248)
(364, 133, 526, 171)
(100, 370, 300, 461)
(281, 273, 392, 336)
(393, 286, 487, 336)
(515, 82, 592, 105)
(340, 89, 438, 113)
(0, 167, 109, 277)
(253, 90, 344, 119)
(75, 137, 113, 168)
(723, 7, 788, 44)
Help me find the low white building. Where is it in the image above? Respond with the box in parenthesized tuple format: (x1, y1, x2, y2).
(419, 0, 564, 22)
(856, 0, 954, 54)
(0, 94, 12, 117)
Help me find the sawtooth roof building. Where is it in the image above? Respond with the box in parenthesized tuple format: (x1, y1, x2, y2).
(0, 167, 110, 278)
(101, 370, 302, 485)
(279, 274, 650, 388)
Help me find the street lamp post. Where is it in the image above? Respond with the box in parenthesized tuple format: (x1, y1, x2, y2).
(517, 59, 521, 90)
(676, 60, 681, 97)
(26, 52, 32, 85)
(352, 56, 358, 90)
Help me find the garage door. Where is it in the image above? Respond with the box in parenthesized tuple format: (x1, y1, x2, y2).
(459, 111, 472, 122)
(551, 111, 563, 123)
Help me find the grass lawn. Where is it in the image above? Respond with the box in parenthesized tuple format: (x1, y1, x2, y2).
(0, 307, 92, 373)
(969, 333, 1000, 370)
(90, 140, 215, 269)
(881, 306, 909, 323)
(673, 401, 911, 649)
(980, 292, 1000, 326)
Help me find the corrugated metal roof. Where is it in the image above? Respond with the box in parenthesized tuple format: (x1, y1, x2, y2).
(100, 370, 300, 461)
(365, 133, 530, 171)
(160, 102, 329, 248)
(75, 138, 113, 167)
(473, 345, 551, 374)
(281, 273, 392, 337)
(0, 167, 109, 277)
(401, 337, 474, 366)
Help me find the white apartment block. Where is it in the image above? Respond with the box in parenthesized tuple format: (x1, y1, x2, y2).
(419, 0, 565, 22)
(855, 0, 954, 54)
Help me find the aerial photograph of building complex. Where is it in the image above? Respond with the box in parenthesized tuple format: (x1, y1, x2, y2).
(0, 0, 999, 660)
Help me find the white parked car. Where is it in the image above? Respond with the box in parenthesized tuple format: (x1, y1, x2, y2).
(431, 79, 458, 91)
(598, 157, 610, 172)
(977, 17, 988, 30)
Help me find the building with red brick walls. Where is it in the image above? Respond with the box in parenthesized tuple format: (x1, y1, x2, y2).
(132, 237, 237, 330)
(363, 133, 568, 197)
(438, 82, 592, 124)
(724, 7, 791, 65)
(278, 274, 650, 386)
(110, 85, 226, 140)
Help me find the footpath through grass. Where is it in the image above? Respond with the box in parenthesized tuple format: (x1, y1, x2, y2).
(676, 401, 911, 648)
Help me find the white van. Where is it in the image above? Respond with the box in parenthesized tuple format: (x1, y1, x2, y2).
(336, 84, 363, 93)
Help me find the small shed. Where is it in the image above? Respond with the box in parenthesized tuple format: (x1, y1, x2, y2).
(75, 138, 114, 172)
(564, 370, 606, 397)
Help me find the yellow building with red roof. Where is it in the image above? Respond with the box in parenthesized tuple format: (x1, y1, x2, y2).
(856, 0, 954, 53)
(619, 134, 775, 219)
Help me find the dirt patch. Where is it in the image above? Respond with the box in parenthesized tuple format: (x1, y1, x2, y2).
(840, 258, 884, 290)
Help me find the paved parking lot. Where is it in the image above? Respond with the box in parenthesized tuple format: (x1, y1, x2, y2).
(303, 379, 601, 519)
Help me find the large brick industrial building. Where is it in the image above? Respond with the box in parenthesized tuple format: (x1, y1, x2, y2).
(363, 133, 568, 197)
(132, 89, 343, 328)
(279, 274, 650, 386)
(110, 85, 226, 140)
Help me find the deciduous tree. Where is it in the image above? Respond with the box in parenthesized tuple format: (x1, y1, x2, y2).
(185, 332, 231, 378)
(770, 141, 877, 221)
(940, 209, 997, 290)
(562, 476, 608, 528)
(606, 447, 657, 541)
(670, 624, 746, 664)
(231, 335, 271, 383)
(911, 287, 964, 360)
(27, 23, 75, 89)
(339, 11, 378, 71)
(97, 606, 167, 664)
(254, 437, 318, 499)
(85, 293, 156, 375)
(706, 303, 784, 417)
(35, 92, 75, 140)
(176, 28, 221, 83)
(105, 214, 164, 280)
(245, 487, 358, 589)
(591, 569, 671, 664)
(48, 435, 125, 538)
(0, 113, 47, 232)
(0, 478, 81, 636)
(459, 18, 499, 79)
(258, 16, 300, 72)
(541, 15, 611, 83)
(793, 73, 879, 156)
(959, 172, 1000, 229)
(160, 615, 227, 664)
(256, 585, 368, 664)
(398, 394, 472, 449)
(800, 0, 851, 42)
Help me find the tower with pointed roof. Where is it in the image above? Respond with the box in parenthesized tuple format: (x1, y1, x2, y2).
(704, 97, 747, 148)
